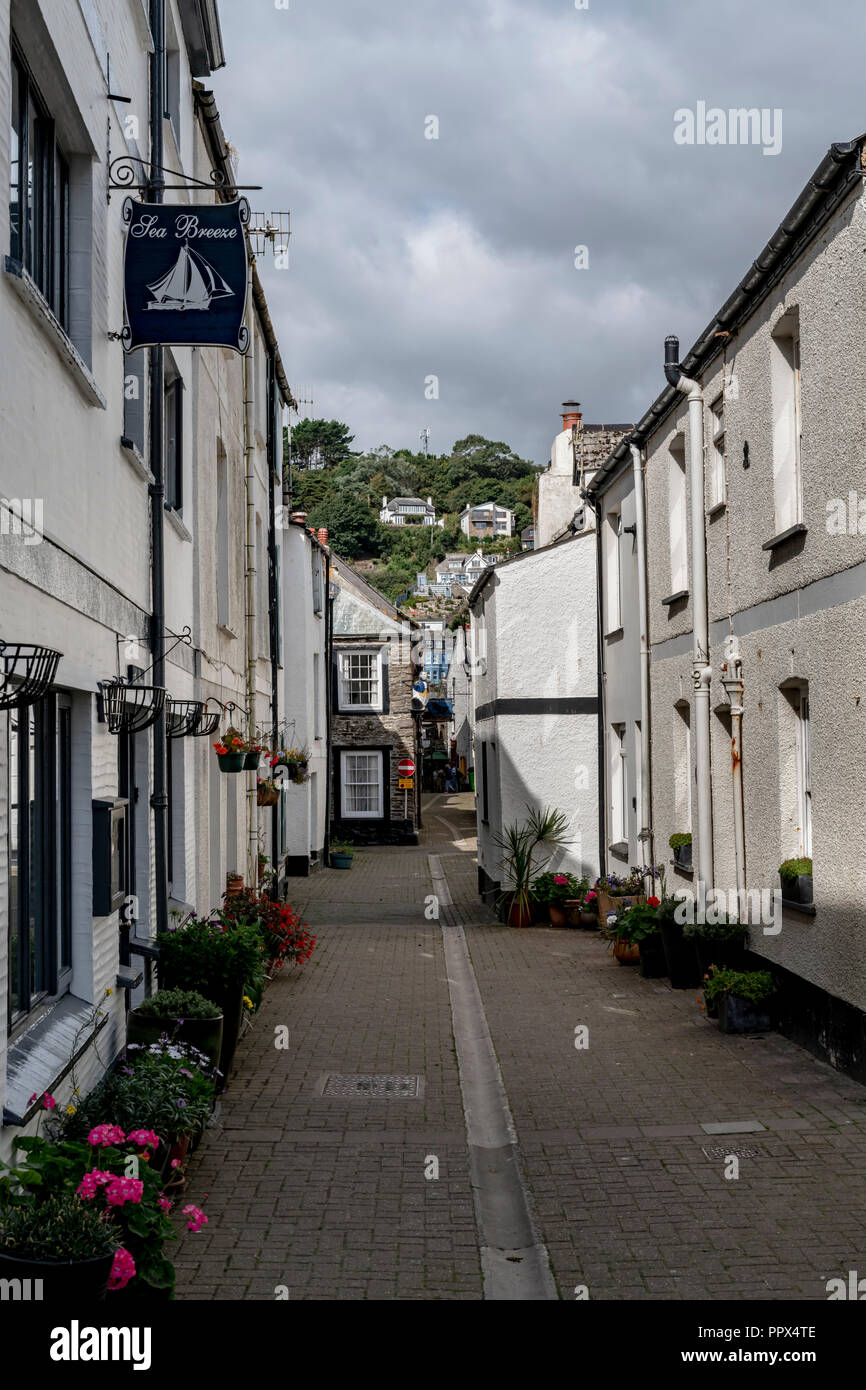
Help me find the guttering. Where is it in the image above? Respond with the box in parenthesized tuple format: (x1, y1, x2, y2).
(665, 334, 713, 892)
(585, 490, 607, 879)
(149, 0, 169, 948)
(630, 443, 653, 869)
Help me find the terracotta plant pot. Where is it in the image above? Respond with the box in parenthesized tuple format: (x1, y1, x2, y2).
(548, 903, 568, 927)
(596, 891, 646, 921)
(612, 938, 640, 964)
(225, 873, 244, 898)
(507, 898, 533, 928)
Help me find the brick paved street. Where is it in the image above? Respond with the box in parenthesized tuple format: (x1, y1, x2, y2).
(176, 793, 866, 1301)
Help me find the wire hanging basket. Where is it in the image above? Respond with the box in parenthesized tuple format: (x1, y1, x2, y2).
(98, 679, 167, 734)
(192, 703, 221, 737)
(167, 698, 204, 738)
(0, 643, 62, 710)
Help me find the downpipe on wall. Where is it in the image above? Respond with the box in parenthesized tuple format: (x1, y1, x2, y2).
(664, 336, 714, 893)
(244, 255, 257, 887)
(721, 636, 747, 904)
(629, 443, 654, 871)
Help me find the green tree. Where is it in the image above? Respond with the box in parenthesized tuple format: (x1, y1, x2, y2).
(307, 494, 380, 559)
(290, 419, 356, 471)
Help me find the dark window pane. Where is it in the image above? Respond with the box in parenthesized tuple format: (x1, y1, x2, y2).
(7, 712, 21, 1020)
(10, 57, 21, 260)
(59, 706, 71, 969)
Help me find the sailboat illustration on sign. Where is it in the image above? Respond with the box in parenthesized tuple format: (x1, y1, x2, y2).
(145, 241, 234, 311)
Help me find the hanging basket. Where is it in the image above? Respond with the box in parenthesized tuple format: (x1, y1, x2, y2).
(217, 752, 246, 773)
(257, 785, 280, 807)
(167, 699, 204, 738)
(192, 706, 220, 737)
(243, 750, 261, 770)
(98, 679, 167, 734)
(0, 642, 62, 709)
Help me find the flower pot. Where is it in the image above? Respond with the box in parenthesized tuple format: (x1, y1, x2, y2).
(215, 986, 244, 1089)
(659, 918, 700, 989)
(331, 852, 353, 869)
(638, 933, 668, 978)
(718, 992, 772, 1034)
(217, 752, 245, 773)
(0, 1249, 115, 1302)
(563, 898, 583, 927)
(691, 936, 747, 979)
(507, 898, 533, 928)
(548, 903, 568, 927)
(702, 989, 719, 1020)
(257, 786, 280, 807)
(673, 842, 692, 870)
(127, 1008, 224, 1073)
(612, 938, 640, 964)
(781, 874, 813, 906)
(243, 751, 260, 770)
(596, 891, 645, 921)
(225, 873, 244, 898)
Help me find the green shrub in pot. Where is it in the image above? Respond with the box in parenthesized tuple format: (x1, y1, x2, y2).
(135, 989, 221, 1021)
(128, 989, 224, 1071)
(63, 1041, 216, 1147)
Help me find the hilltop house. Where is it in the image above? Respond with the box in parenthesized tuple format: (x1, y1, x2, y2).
(459, 501, 515, 539)
(379, 495, 443, 528)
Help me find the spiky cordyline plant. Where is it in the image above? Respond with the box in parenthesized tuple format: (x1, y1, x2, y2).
(495, 805, 571, 920)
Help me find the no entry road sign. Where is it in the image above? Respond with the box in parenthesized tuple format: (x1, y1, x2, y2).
(397, 757, 415, 778)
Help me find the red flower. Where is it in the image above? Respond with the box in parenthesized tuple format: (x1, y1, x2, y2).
(647, 896, 660, 907)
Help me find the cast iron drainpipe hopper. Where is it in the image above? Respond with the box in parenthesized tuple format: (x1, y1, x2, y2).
(664, 335, 714, 896)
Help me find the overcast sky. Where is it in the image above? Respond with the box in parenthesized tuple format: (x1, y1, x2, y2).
(211, 0, 866, 466)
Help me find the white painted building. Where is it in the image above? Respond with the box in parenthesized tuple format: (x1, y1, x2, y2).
(379, 495, 442, 527)
(459, 501, 515, 539)
(279, 520, 329, 875)
(0, 0, 294, 1154)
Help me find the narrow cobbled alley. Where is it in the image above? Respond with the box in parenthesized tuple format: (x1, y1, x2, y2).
(176, 795, 866, 1301)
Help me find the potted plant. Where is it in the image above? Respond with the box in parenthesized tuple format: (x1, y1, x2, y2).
(497, 806, 570, 928)
(592, 867, 650, 921)
(244, 742, 264, 771)
(214, 727, 246, 772)
(222, 889, 317, 972)
(127, 988, 223, 1071)
(531, 871, 588, 926)
(257, 778, 280, 807)
(0, 1193, 119, 1301)
(271, 746, 310, 785)
(683, 913, 748, 977)
(670, 832, 692, 869)
(779, 857, 813, 905)
(703, 966, 776, 1034)
(330, 837, 355, 869)
(158, 913, 265, 1087)
(658, 894, 700, 989)
(225, 871, 244, 898)
(614, 899, 667, 977)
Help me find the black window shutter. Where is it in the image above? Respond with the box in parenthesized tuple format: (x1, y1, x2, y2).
(123, 354, 147, 456)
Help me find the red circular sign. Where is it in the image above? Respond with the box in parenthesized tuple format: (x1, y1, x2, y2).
(397, 757, 415, 777)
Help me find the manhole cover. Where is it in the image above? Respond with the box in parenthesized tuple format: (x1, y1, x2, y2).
(701, 1145, 761, 1160)
(319, 1074, 424, 1098)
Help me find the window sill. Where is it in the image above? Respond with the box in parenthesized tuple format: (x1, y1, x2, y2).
(3, 257, 106, 410)
(120, 436, 153, 484)
(661, 589, 689, 607)
(762, 522, 807, 551)
(707, 500, 726, 519)
(3, 994, 111, 1127)
(780, 898, 817, 917)
(608, 841, 629, 858)
(604, 626, 624, 641)
(164, 505, 192, 543)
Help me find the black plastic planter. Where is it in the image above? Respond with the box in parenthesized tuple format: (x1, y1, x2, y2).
(127, 1009, 224, 1073)
(719, 993, 772, 1034)
(659, 919, 700, 989)
(673, 842, 692, 870)
(638, 933, 668, 979)
(0, 1249, 115, 1301)
(691, 936, 748, 979)
(781, 874, 813, 906)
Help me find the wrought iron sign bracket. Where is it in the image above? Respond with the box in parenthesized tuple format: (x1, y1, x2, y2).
(108, 155, 261, 202)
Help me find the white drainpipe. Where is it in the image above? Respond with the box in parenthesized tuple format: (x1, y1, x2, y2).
(721, 635, 746, 902)
(244, 253, 258, 886)
(630, 443, 653, 868)
(664, 336, 714, 895)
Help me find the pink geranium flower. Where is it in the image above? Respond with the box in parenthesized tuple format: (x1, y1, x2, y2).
(127, 1129, 161, 1150)
(182, 1204, 208, 1233)
(553, 875, 569, 885)
(104, 1176, 144, 1207)
(108, 1248, 136, 1291)
(77, 1170, 113, 1200)
(88, 1124, 127, 1148)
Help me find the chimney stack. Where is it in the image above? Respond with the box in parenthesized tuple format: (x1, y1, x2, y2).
(561, 400, 582, 433)
(317, 528, 328, 545)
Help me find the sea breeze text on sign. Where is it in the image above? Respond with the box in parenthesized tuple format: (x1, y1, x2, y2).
(130, 214, 238, 240)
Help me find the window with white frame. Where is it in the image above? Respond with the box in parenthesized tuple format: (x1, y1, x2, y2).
(709, 396, 726, 508)
(797, 690, 812, 857)
(340, 750, 383, 819)
(9, 40, 70, 329)
(609, 724, 626, 845)
(673, 701, 692, 833)
(771, 309, 802, 533)
(668, 438, 688, 594)
(338, 649, 383, 711)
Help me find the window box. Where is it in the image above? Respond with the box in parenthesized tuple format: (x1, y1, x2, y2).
(781, 873, 813, 906)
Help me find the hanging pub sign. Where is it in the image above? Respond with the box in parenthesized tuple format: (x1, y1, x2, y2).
(122, 197, 250, 354)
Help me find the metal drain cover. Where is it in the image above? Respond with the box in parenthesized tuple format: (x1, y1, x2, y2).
(701, 1145, 761, 1160)
(319, 1074, 424, 1098)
